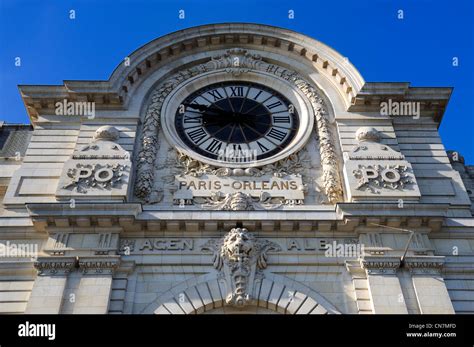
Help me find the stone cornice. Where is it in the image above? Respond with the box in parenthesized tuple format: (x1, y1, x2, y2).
(360, 256, 401, 275)
(22, 202, 454, 234)
(34, 256, 77, 275)
(349, 83, 452, 124)
(403, 256, 445, 275)
(78, 256, 120, 274)
(26, 203, 142, 218)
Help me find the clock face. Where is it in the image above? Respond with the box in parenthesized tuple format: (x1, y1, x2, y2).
(175, 81, 299, 163)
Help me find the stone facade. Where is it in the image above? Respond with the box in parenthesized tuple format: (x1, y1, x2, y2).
(0, 23, 473, 314)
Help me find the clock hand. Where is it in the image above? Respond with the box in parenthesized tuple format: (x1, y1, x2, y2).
(201, 112, 229, 125)
(184, 103, 229, 115)
(184, 103, 265, 126)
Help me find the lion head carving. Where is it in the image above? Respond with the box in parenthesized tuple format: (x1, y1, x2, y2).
(221, 227, 256, 262)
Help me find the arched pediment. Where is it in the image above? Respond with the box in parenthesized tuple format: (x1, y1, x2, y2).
(19, 23, 365, 121)
(110, 23, 365, 109)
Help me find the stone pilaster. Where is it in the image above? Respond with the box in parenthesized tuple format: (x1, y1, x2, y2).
(71, 256, 120, 314)
(360, 256, 408, 314)
(404, 256, 455, 314)
(25, 256, 76, 314)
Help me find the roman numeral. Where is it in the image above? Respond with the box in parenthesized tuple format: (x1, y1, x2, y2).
(183, 115, 201, 123)
(253, 90, 263, 100)
(273, 115, 290, 123)
(205, 139, 223, 154)
(267, 128, 286, 142)
(187, 128, 207, 144)
(266, 101, 283, 110)
(232, 144, 243, 151)
(207, 89, 224, 101)
(257, 141, 269, 152)
(230, 86, 244, 97)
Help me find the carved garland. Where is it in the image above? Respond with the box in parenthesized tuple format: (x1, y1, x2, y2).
(134, 48, 343, 204)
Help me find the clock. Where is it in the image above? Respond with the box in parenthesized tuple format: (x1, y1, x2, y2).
(174, 81, 299, 163)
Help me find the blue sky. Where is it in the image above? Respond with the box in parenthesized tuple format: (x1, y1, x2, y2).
(0, 0, 473, 162)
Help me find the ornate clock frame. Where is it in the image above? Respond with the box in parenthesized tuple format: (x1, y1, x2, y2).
(134, 48, 344, 205)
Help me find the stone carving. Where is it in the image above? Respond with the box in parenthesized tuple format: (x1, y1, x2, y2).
(169, 149, 306, 209)
(93, 125, 120, 141)
(201, 228, 281, 307)
(134, 48, 343, 204)
(134, 58, 220, 201)
(348, 127, 404, 161)
(57, 125, 131, 200)
(34, 257, 77, 275)
(196, 191, 288, 210)
(404, 256, 445, 275)
(355, 127, 381, 143)
(208, 48, 263, 76)
(273, 70, 343, 204)
(353, 164, 415, 192)
(360, 256, 401, 275)
(62, 163, 128, 193)
(78, 257, 120, 274)
(343, 126, 421, 200)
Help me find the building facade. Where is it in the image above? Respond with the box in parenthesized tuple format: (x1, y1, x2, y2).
(0, 23, 473, 314)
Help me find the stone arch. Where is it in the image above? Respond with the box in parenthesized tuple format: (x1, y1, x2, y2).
(109, 23, 365, 109)
(142, 274, 341, 315)
(133, 46, 345, 204)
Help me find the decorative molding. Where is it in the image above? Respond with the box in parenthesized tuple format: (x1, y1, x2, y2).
(72, 128, 129, 160)
(208, 48, 263, 76)
(196, 191, 288, 211)
(404, 256, 445, 275)
(349, 127, 404, 161)
(34, 256, 77, 275)
(348, 144, 405, 161)
(201, 227, 281, 307)
(134, 48, 343, 204)
(78, 256, 120, 274)
(360, 256, 401, 275)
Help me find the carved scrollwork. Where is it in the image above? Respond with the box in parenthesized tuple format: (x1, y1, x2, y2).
(208, 48, 264, 76)
(195, 191, 287, 211)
